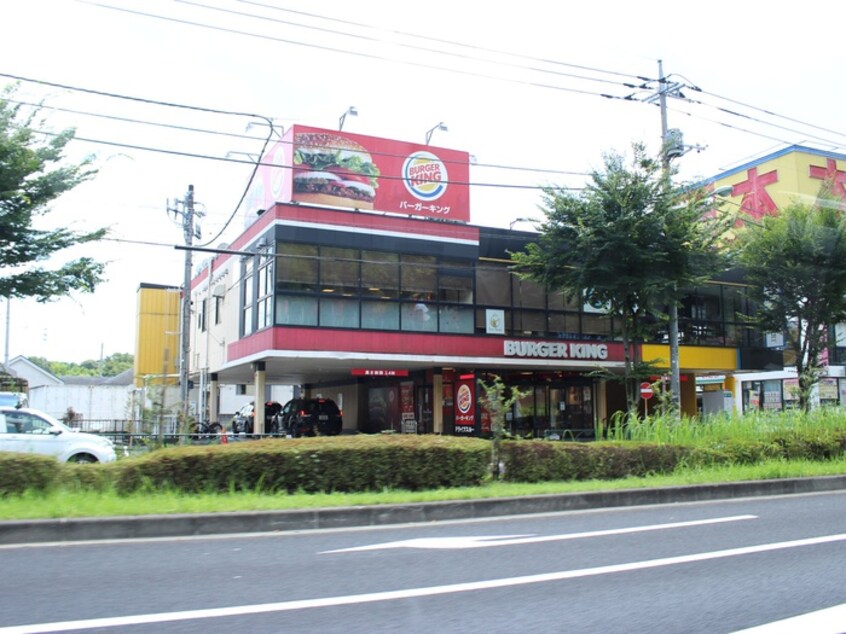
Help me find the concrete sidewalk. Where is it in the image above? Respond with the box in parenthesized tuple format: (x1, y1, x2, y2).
(2, 475, 845, 545)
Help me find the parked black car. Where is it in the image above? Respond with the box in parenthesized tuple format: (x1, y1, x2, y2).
(230, 401, 283, 435)
(279, 398, 343, 437)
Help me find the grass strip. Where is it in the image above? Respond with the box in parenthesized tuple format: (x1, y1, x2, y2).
(2, 457, 845, 521)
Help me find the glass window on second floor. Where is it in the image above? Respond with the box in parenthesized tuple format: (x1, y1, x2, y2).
(548, 290, 581, 311)
(439, 273, 473, 304)
(513, 277, 546, 309)
(401, 254, 437, 300)
(242, 258, 254, 335)
(685, 285, 723, 322)
(361, 251, 399, 299)
(722, 285, 746, 323)
(257, 254, 274, 330)
(476, 263, 511, 306)
(277, 243, 318, 292)
(582, 313, 611, 338)
(321, 247, 360, 296)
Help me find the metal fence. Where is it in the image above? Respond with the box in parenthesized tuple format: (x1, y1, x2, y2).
(67, 418, 289, 454)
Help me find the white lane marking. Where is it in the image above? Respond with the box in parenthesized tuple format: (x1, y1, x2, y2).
(731, 602, 846, 633)
(2, 531, 845, 633)
(323, 515, 758, 553)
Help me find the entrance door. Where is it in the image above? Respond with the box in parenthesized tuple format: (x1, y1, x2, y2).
(416, 386, 433, 434)
(549, 383, 595, 439)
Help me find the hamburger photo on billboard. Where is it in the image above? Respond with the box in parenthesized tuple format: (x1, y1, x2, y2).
(292, 131, 380, 210)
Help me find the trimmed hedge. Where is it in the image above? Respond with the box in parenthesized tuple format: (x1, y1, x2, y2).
(0, 452, 60, 496)
(3, 426, 846, 497)
(112, 434, 491, 495)
(500, 441, 695, 482)
(500, 428, 846, 483)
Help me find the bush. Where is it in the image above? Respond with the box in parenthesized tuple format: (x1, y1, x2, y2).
(500, 440, 693, 482)
(112, 435, 490, 495)
(0, 452, 60, 496)
(705, 439, 781, 465)
(767, 429, 846, 461)
(61, 462, 119, 492)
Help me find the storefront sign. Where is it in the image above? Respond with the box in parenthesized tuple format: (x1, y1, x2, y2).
(485, 309, 505, 335)
(351, 369, 409, 376)
(454, 379, 476, 435)
(245, 125, 470, 223)
(503, 340, 608, 360)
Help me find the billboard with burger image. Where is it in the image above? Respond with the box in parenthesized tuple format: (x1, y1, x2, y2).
(244, 125, 470, 224)
(292, 131, 380, 210)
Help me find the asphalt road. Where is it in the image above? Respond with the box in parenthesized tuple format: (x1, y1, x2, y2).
(2, 490, 846, 633)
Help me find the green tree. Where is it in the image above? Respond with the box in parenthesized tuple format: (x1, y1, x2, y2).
(511, 144, 732, 416)
(24, 353, 133, 377)
(0, 85, 107, 302)
(101, 352, 134, 376)
(477, 374, 527, 480)
(737, 190, 846, 412)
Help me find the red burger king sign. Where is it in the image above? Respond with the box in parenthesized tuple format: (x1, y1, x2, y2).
(245, 125, 470, 223)
(454, 378, 476, 435)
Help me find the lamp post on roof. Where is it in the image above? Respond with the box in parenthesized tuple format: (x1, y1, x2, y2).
(425, 122, 448, 145)
(339, 106, 358, 131)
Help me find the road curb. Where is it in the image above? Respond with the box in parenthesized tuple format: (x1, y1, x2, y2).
(2, 475, 845, 545)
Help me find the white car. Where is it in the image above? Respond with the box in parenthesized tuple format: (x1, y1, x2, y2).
(0, 406, 117, 463)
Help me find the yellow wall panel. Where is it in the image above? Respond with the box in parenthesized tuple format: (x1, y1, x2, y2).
(712, 149, 844, 221)
(641, 344, 738, 372)
(134, 284, 181, 387)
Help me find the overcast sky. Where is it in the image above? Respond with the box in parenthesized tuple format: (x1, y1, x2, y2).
(2, 0, 845, 363)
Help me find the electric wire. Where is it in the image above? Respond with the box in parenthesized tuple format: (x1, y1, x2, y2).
(33, 129, 583, 192)
(3, 76, 591, 178)
(5, 97, 263, 142)
(144, 0, 845, 147)
(81, 2, 637, 101)
(235, 0, 649, 82)
(176, 0, 644, 90)
(694, 86, 846, 142)
(672, 92, 846, 149)
(81, 2, 845, 154)
(0, 70, 276, 248)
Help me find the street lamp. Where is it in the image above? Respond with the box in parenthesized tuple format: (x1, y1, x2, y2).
(509, 217, 538, 230)
(425, 122, 448, 145)
(339, 106, 358, 131)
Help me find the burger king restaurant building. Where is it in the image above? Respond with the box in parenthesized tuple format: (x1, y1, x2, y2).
(184, 126, 770, 436)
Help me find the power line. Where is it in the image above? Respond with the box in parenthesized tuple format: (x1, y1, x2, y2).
(34, 129, 583, 192)
(5, 97, 262, 142)
(82, 3, 846, 155)
(0, 71, 270, 122)
(235, 0, 649, 83)
(177, 0, 645, 90)
(694, 86, 846, 143)
(81, 2, 637, 102)
(0, 70, 277, 249)
(4, 77, 590, 178)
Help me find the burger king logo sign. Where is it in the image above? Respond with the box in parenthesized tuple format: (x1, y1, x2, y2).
(403, 151, 448, 201)
(456, 383, 473, 415)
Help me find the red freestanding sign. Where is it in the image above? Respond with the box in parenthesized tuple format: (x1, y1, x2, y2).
(244, 125, 470, 224)
(454, 378, 477, 436)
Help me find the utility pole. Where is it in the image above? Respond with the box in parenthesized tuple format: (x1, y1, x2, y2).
(659, 60, 682, 412)
(645, 60, 689, 412)
(167, 185, 203, 432)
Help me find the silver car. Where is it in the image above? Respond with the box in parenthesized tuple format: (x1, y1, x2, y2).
(0, 406, 117, 463)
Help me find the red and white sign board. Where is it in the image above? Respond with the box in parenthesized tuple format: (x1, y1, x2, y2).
(640, 382, 654, 400)
(244, 125, 470, 223)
